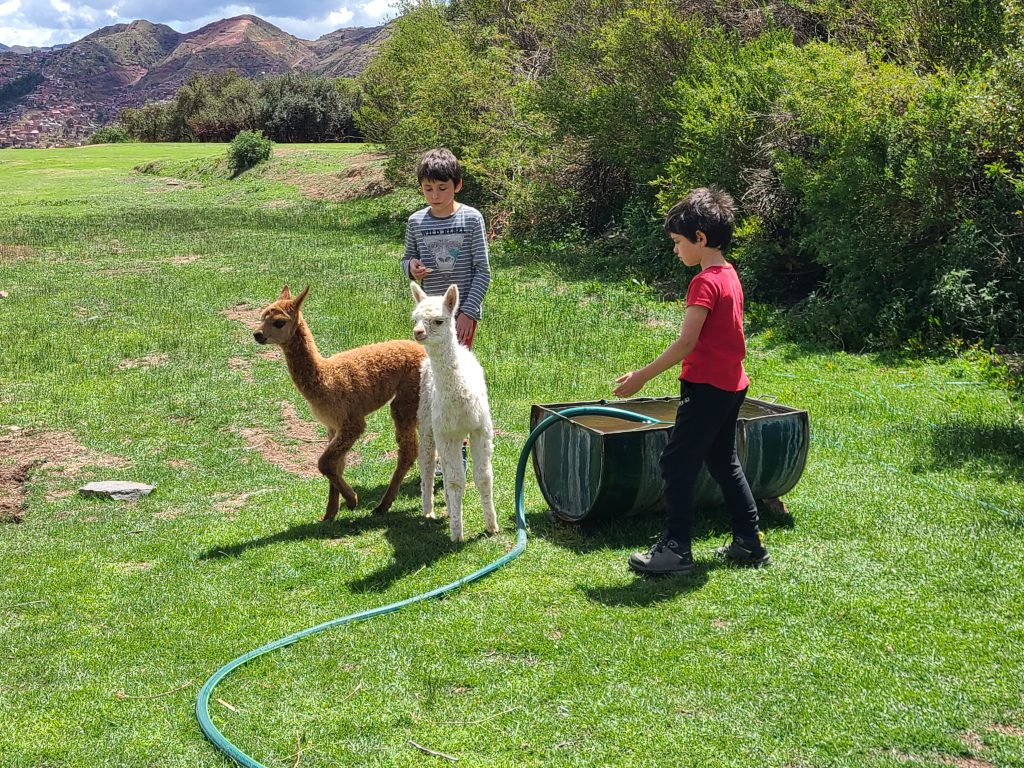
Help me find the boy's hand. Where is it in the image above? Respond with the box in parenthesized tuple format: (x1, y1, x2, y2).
(455, 313, 475, 345)
(409, 258, 433, 280)
(613, 371, 646, 398)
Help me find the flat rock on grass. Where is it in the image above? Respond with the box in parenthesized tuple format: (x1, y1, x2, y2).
(79, 481, 155, 501)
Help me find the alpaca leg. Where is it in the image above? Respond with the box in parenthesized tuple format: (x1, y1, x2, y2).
(318, 420, 363, 520)
(470, 427, 498, 535)
(374, 383, 421, 515)
(323, 428, 341, 521)
(418, 398, 436, 519)
(438, 436, 465, 542)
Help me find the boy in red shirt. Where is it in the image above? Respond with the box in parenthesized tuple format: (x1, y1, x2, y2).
(614, 187, 771, 575)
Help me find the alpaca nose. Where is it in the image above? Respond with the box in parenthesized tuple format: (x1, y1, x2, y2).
(413, 328, 426, 342)
(254, 331, 266, 344)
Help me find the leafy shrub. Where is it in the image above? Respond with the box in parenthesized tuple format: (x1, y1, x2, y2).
(356, 0, 1024, 351)
(88, 125, 130, 144)
(117, 72, 362, 143)
(227, 130, 272, 172)
(0, 71, 43, 105)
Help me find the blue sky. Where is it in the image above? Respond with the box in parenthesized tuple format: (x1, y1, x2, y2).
(0, 0, 401, 48)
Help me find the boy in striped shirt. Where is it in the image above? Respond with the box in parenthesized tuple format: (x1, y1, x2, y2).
(402, 148, 491, 349)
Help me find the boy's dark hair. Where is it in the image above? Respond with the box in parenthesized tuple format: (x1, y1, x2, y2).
(664, 186, 736, 249)
(416, 148, 462, 185)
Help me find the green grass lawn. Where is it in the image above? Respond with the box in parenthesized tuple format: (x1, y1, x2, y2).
(1, 143, 1022, 768)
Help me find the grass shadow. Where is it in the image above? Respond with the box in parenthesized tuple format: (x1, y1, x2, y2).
(346, 511, 454, 594)
(199, 477, 423, 560)
(582, 563, 712, 606)
(525, 497, 795, 556)
(929, 419, 1024, 482)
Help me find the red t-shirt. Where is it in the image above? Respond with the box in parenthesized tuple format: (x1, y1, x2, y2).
(680, 263, 750, 392)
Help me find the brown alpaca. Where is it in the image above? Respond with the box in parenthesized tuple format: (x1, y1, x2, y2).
(253, 285, 425, 521)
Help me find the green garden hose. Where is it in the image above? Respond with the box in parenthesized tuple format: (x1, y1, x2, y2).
(196, 405, 664, 768)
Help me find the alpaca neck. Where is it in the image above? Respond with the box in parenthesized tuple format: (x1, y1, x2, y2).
(282, 317, 325, 395)
(425, 331, 458, 366)
(426, 330, 462, 376)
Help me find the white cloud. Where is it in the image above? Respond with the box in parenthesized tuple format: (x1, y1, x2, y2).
(0, 24, 61, 47)
(361, 0, 397, 19)
(326, 7, 353, 26)
(0, 0, 22, 17)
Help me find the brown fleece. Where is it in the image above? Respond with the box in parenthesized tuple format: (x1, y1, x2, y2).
(254, 285, 425, 521)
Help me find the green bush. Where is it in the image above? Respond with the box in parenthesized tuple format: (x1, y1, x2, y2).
(356, 0, 1024, 351)
(88, 125, 130, 144)
(227, 130, 272, 172)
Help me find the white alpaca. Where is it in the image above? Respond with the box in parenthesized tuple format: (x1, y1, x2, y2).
(410, 282, 498, 542)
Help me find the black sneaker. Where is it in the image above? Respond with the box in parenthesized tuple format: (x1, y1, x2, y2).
(714, 532, 772, 567)
(628, 537, 695, 576)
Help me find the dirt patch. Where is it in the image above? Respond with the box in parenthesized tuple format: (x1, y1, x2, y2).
(987, 724, 1024, 736)
(118, 353, 169, 371)
(221, 303, 262, 329)
(169, 254, 201, 265)
(268, 152, 393, 202)
(960, 732, 985, 752)
(234, 400, 329, 478)
(0, 428, 129, 523)
(890, 750, 995, 768)
(212, 488, 273, 518)
(0, 245, 35, 262)
(112, 561, 153, 573)
(228, 356, 254, 382)
(280, 400, 321, 442)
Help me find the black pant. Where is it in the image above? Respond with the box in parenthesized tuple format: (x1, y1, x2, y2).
(659, 380, 759, 548)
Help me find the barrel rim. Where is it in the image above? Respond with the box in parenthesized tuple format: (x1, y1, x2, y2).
(533, 395, 807, 435)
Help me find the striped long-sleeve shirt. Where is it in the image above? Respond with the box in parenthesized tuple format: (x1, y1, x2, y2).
(401, 204, 491, 321)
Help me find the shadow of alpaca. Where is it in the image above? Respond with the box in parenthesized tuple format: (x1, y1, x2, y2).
(346, 514, 458, 594)
(199, 478, 426, 561)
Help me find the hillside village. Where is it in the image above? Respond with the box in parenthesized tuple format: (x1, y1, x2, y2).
(0, 16, 386, 148)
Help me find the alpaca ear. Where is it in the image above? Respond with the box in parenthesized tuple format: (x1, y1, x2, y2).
(410, 281, 427, 303)
(443, 284, 459, 314)
(294, 285, 310, 311)
(279, 285, 292, 300)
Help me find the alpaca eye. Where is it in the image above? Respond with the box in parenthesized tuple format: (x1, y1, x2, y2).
(433, 319, 444, 325)
(273, 320, 286, 329)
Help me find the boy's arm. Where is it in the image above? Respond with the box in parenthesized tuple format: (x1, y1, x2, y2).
(457, 213, 490, 321)
(401, 218, 418, 279)
(613, 306, 709, 397)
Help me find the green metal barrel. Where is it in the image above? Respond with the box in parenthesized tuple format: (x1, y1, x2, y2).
(529, 396, 809, 524)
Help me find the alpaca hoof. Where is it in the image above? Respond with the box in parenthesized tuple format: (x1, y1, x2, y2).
(486, 525, 500, 535)
(345, 495, 358, 510)
(371, 503, 389, 515)
(424, 511, 436, 519)
(321, 510, 337, 522)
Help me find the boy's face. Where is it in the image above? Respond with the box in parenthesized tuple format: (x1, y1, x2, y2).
(420, 177, 462, 212)
(670, 232, 702, 267)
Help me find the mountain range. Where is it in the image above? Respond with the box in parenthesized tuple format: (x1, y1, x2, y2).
(0, 15, 389, 148)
